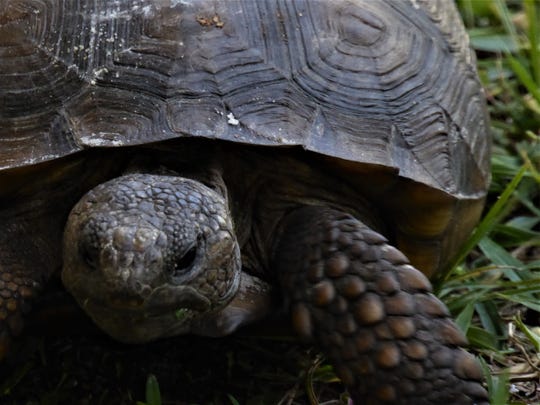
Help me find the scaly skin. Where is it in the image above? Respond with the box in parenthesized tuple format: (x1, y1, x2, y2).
(273, 207, 489, 404)
(0, 195, 70, 359)
(63, 174, 488, 404)
(0, 270, 40, 359)
(62, 173, 242, 342)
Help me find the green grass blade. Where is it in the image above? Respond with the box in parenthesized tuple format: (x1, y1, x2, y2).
(475, 300, 506, 337)
(493, 0, 521, 52)
(481, 358, 510, 405)
(514, 314, 540, 351)
(524, 0, 540, 86)
(507, 54, 540, 103)
(458, 0, 475, 27)
(0, 361, 35, 396)
(441, 165, 528, 282)
(227, 394, 241, 405)
(466, 325, 500, 351)
(478, 237, 524, 281)
(526, 260, 540, 270)
(496, 292, 540, 312)
(494, 223, 540, 245)
(455, 302, 475, 333)
(466, 25, 519, 53)
(145, 374, 162, 405)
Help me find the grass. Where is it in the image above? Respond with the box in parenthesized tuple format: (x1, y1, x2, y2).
(137, 375, 162, 405)
(0, 1, 539, 404)
(447, 1, 540, 403)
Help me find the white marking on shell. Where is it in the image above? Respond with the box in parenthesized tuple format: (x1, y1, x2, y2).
(227, 113, 239, 126)
(171, 0, 193, 5)
(93, 67, 109, 80)
(80, 134, 125, 147)
(142, 5, 154, 16)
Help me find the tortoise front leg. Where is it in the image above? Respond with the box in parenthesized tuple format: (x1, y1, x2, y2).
(0, 267, 41, 359)
(0, 224, 48, 360)
(0, 206, 66, 360)
(273, 207, 488, 404)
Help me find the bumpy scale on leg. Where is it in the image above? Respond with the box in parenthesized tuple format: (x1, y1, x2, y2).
(0, 269, 40, 359)
(273, 207, 489, 404)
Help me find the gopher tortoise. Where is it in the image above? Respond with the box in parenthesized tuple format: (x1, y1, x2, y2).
(0, 0, 491, 403)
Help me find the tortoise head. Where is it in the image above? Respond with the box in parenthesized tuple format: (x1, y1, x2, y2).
(62, 173, 241, 343)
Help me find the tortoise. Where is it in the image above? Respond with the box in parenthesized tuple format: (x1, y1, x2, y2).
(0, 0, 491, 403)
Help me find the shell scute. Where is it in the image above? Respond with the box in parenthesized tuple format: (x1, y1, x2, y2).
(0, 0, 489, 201)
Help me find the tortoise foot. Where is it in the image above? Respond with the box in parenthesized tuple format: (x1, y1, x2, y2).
(273, 207, 489, 404)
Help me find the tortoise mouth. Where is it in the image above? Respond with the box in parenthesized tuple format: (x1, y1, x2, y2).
(80, 297, 198, 343)
(143, 284, 212, 315)
(80, 284, 212, 318)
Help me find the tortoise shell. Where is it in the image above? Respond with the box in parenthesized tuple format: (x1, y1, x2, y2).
(0, 0, 490, 276)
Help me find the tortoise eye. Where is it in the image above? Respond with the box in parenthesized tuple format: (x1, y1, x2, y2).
(172, 245, 198, 276)
(79, 243, 99, 270)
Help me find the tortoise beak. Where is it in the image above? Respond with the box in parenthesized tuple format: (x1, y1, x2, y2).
(142, 285, 212, 316)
